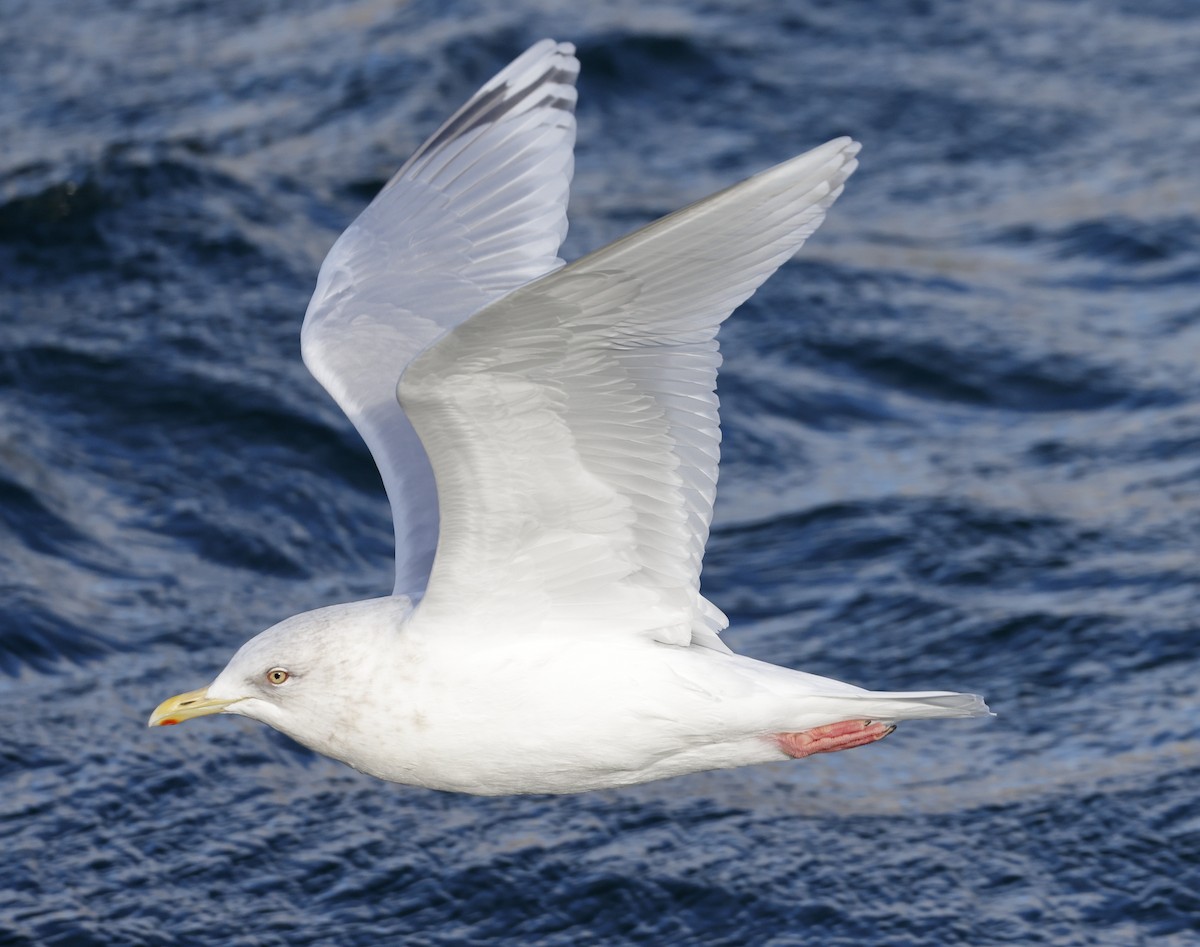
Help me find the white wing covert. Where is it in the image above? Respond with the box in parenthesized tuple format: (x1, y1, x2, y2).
(300, 40, 579, 595)
(400, 138, 861, 649)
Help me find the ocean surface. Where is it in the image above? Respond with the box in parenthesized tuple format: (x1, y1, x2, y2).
(2, 1, 1198, 944)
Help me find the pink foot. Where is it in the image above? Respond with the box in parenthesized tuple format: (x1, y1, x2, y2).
(774, 719, 897, 759)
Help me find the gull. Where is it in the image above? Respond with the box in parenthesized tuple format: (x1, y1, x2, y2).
(149, 40, 989, 795)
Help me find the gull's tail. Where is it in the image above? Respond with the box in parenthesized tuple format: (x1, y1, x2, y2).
(733, 652, 992, 727)
(768, 681, 993, 758)
(771, 689, 990, 759)
(832, 690, 992, 721)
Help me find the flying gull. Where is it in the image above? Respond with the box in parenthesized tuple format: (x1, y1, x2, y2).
(149, 40, 988, 795)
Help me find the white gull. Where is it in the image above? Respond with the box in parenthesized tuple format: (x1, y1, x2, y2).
(149, 40, 989, 795)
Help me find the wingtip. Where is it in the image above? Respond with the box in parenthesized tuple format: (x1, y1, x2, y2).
(811, 135, 863, 159)
(528, 37, 575, 54)
(743, 136, 862, 206)
(481, 39, 581, 96)
(822, 136, 863, 168)
(522, 38, 580, 75)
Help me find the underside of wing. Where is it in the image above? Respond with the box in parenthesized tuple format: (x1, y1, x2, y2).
(400, 138, 861, 648)
(300, 40, 579, 595)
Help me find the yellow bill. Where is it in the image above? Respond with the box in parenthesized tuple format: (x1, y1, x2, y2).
(148, 687, 234, 727)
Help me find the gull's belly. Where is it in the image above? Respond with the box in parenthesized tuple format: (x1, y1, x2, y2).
(338, 636, 784, 794)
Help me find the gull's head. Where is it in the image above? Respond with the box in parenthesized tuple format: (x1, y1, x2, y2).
(148, 597, 413, 739)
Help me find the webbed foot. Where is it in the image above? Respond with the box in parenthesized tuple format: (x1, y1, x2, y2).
(775, 719, 896, 759)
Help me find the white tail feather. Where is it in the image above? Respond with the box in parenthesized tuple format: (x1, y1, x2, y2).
(830, 690, 991, 722)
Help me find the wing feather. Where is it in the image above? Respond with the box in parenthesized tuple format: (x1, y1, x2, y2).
(401, 138, 861, 648)
(300, 40, 579, 595)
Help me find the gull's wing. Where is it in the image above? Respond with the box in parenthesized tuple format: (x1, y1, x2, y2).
(300, 40, 579, 595)
(400, 138, 861, 649)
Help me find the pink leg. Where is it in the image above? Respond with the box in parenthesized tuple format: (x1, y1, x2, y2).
(774, 720, 896, 759)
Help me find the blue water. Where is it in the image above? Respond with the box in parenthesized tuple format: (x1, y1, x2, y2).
(2, 1, 1198, 944)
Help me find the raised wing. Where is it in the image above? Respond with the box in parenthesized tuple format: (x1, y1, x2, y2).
(400, 138, 861, 649)
(301, 40, 579, 595)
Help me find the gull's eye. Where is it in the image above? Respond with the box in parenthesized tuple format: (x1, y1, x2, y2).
(265, 668, 290, 686)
